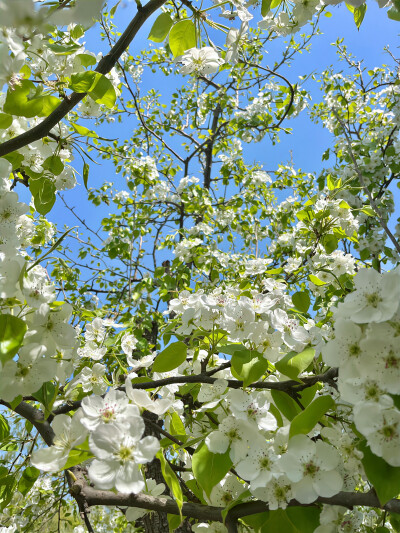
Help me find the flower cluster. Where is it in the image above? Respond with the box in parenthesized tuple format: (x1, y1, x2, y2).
(0, 172, 77, 401)
(323, 267, 400, 466)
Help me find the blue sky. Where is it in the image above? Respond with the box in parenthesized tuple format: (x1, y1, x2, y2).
(21, 1, 400, 251)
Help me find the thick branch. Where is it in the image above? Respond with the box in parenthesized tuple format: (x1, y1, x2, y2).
(69, 468, 400, 520)
(0, 0, 167, 157)
(0, 400, 55, 446)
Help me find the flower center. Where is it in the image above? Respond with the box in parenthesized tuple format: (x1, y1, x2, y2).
(366, 292, 381, 308)
(304, 461, 319, 477)
(117, 446, 133, 463)
(349, 343, 361, 357)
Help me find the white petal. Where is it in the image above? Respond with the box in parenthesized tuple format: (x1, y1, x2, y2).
(134, 436, 160, 464)
(88, 459, 118, 489)
(31, 446, 67, 472)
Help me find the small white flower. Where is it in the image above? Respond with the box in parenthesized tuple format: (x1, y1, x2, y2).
(180, 47, 223, 76)
(31, 411, 87, 472)
(335, 268, 400, 324)
(278, 434, 343, 504)
(81, 389, 142, 432)
(88, 425, 159, 494)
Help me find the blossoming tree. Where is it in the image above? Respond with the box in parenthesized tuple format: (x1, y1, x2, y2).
(1, 1, 400, 532)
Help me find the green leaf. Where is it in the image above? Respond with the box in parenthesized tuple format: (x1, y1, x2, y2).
(296, 209, 313, 222)
(4, 80, 44, 118)
(285, 507, 321, 532)
(69, 72, 116, 108)
(353, 2, 366, 28)
(40, 95, 61, 116)
(70, 71, 98, 92)
(326, 174, 336, 190)
(72, 123, 99, 138)
(231, 347, 268, 387)
(168, 514, 182, 530)
(32, 381, 58, 419)
(0, 475, 16, 511)
(10, 395, 22, 410)
(83, 162, 89, 189)
(221, 489, 251, 522)
(0, 314, 27, 365)
(192, 443, 232, 497)
(261, 0, 272, 16)
(275, 347, 315, 380)
(3, 151, 24, 170)
(47, 43, 81, 55)
(322, 234, 339, 254)
(291, 291, 310, 313)
(18, 466, 40, 496)
(390, 513, 400, 533)
(152, 341, 187, 372)
(64, 443, 94, 470)
(361, 206, 375, 216)
(308, 274, 327, 286)
(168, 20, 196, 58)
(271, 390, 301, 421)
(0, 415, 10, 442)
(29, 177, 57, 215)
(243, 508, 320, 533)
(88, 74, 117, 109)
(0, 414, 10, 441)
(77, 53, 97, 67)
(170, 411, 186, 439)
(3, 80, 60, 118)
(289, 395, 334, 438)
(156, 451, 183, 518)
(148, 12, 173, 42)
(42, 155, 64, 176)
(358, 441, 400, 505)
(0, 113, 13, 129)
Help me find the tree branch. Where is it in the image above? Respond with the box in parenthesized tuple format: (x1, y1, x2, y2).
(0, 0, 167, 157)
(68, 467, 400, 521)
(0, 400, 55, 446)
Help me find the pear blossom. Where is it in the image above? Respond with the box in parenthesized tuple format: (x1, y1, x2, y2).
(76, 363, 107, 395)
(26, 303, 77, 354)
(250, 473, 293, 509)
(81, 389, 142, 432)
(205, 416, 259, 462)
(125, 384, 173, 415)
(278, 434, 343, 504)
(180, 47, 223, 76)
(0, 344, 57, 401)
(227, 389, 277, 431)
(31, 411, 88, 472)
(353, 402, 400, 466)
(121, 332, 138, 355)
(88, 425, 160, 493)
(335, 268, 400, 323)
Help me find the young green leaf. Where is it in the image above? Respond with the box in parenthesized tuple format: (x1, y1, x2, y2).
(291, 291, 311, 313)
(0, 314, 27, 365)
(289, 395, 334, 438)
(192, 443, 232, 497)
(152, 341, 187, 372)
(169, 20, 196, 58)
(148, 12, 173, 42)
(157, 451, 183, 518)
